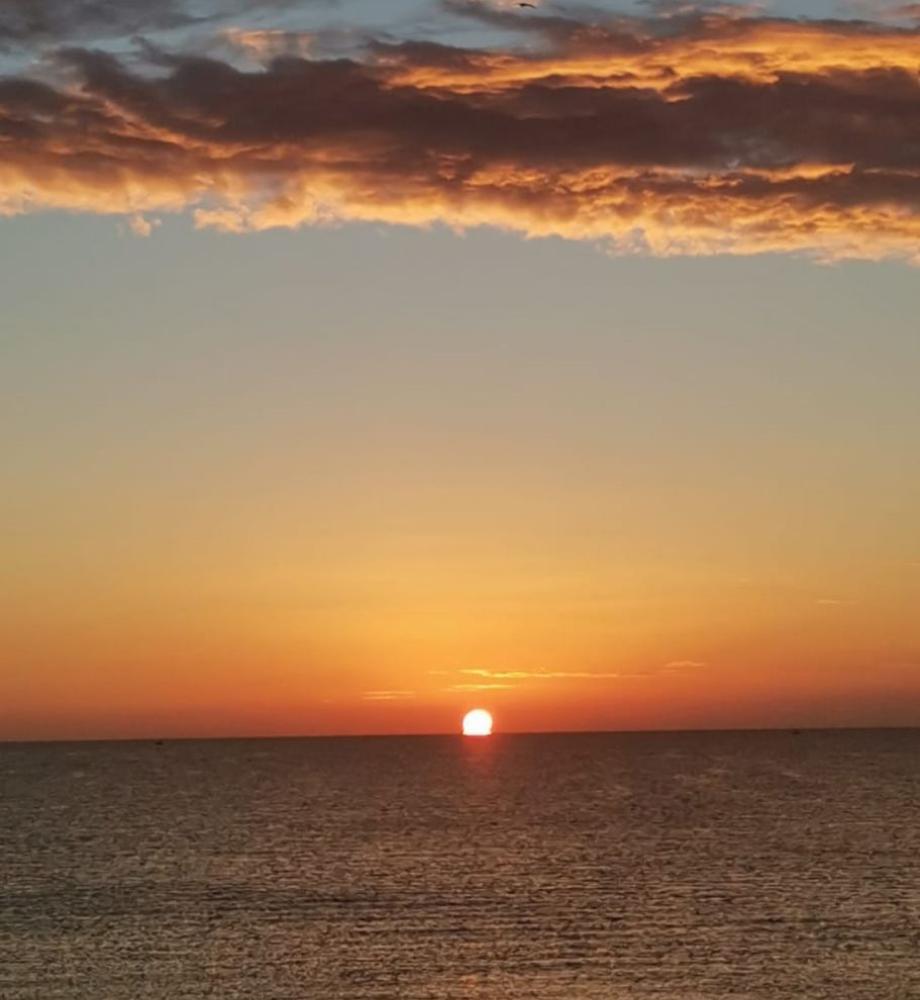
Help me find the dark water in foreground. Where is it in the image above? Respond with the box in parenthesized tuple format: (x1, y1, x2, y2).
(1, 730, 918, 999)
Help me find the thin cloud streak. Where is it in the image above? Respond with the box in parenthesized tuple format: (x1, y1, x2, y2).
(1, 6, 919, 259)
(460, 668, 625, 679)
(448, 682, 517, 691)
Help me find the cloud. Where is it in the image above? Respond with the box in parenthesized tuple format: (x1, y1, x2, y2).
(1, 8, 920, 260)
(459, 668, 623, 679)
(220, 27, 318, 62)
(127, 213, 159, 236)
(0, 0, 335, 49)
(838, 0, 920, 23)
(0, 0, 192, 45)
(448, 682, 517, 691)
(460, 669, 538, 679)
(453, 663, 708, 684)
(362, 689, 415, 700)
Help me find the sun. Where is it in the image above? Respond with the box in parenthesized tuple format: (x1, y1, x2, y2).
(462, 708, 493, 737)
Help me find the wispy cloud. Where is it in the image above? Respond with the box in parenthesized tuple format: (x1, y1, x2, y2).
(0, 0, 194, 45)
(127, 213, 158, 237)
(362, 690, 415, 701)
(459, 669, 538, 680)
(0, 0, 334, 48)
(448, 682, 517, 691)
(459, 668, 624, 680)
(838, 0, 920, 23)
(1, 4, 919, 260)
(452, 661, 709, 685)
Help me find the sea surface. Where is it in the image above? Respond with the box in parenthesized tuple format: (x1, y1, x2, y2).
(1, 729, 918, 999)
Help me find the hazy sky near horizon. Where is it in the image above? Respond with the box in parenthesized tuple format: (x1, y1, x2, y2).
(2, 0, 919, 739)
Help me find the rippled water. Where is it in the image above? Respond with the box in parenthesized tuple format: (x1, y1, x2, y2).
(2, 730, 919, 999)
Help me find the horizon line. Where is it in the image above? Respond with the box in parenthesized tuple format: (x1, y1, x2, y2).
(2, 723, 918, 747)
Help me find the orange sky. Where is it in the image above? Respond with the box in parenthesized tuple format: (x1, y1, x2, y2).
(1, 2, 919, 739)
(3, 262, 918, 740)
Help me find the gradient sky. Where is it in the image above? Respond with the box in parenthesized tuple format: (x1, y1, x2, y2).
(2, 0, 919, 739)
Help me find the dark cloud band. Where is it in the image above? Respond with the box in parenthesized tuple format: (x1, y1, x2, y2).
(1, 4, 919, 260)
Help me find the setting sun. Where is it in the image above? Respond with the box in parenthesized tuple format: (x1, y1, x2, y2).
(462, 709, 493, 737)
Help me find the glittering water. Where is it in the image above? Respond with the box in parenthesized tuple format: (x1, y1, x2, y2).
(1, 730, 918, 999)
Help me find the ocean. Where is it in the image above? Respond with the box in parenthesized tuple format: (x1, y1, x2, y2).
(1, 729, 918, 999)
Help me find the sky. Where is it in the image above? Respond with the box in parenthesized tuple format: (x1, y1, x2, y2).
(1, 0, 919, 740)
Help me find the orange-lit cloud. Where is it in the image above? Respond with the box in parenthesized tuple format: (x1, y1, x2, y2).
(458, 668, 626, 680)
(449, 682, 517, 691)
(221, 27, 317, 62)
(2, 5, 920, 260)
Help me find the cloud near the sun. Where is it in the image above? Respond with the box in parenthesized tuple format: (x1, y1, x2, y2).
(362, 690, 416, 701)
(459, 668, 625, 680)
(2, 1, 920, 260)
